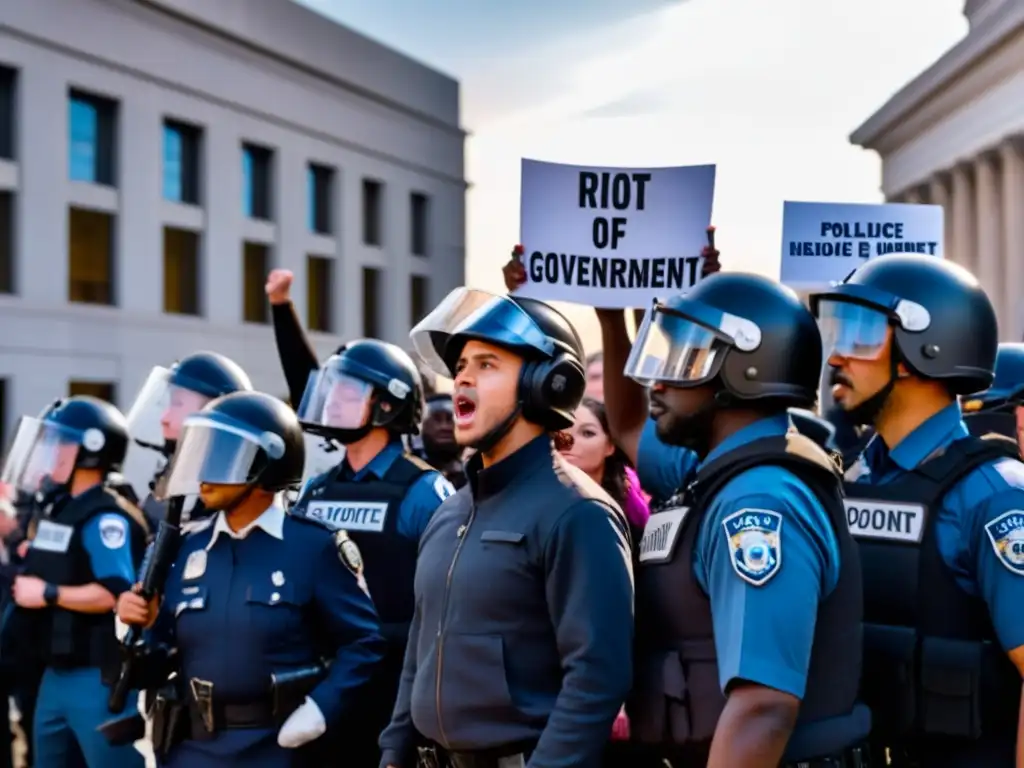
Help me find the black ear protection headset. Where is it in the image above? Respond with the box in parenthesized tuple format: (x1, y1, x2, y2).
(518, 350, 586, 429)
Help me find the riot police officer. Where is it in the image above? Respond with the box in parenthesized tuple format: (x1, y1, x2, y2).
(962, 342, 1024, 454)
(116, 391, 385, 768)
(378, 288, 634, 768)
(626, 273, 869, 767)
(1, 396, 148, 768)
(810, 254, 1024, 766)
(125, 351, 252, 530)
(290, 339, 454, 765)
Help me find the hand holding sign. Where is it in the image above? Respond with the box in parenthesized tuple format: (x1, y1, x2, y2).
(502, 244, 527, 293)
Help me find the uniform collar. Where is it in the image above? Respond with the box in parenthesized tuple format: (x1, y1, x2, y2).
(344, 440, 404, 481)
(468, 434, 554, 500)
(700, 412, 792, 468)
(880, 402, 968, 472)
(206, 498, 285, 551)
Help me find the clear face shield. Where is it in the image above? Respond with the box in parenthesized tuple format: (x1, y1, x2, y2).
(297, 370, 375, 431)
(126, 366, 212, 450)
(815, 300, 892, 362)
(0, 417, 89, 495)
(624, 299, 762, 387)
(409, 287, 556, 378)
(164, 415, 284, 498)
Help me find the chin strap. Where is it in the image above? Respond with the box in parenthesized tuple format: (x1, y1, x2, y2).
(470, 404, 524, 456)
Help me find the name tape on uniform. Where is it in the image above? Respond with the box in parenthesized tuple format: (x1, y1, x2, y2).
(32, 520, 74, 553)
(305, 501, 388, 533)
(639, 507, 689, 563)
(845, 499, 925, 543)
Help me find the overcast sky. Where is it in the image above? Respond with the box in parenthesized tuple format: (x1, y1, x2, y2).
(298, 0, 968, 351)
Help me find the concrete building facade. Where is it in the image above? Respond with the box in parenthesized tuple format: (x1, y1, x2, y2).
(0, 0, 467, 447)
(851, 0, 1024, 340)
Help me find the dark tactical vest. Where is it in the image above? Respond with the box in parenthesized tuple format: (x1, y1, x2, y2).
(19, 486, 147, 669)
(964, 410, 1019, 445)
(296, 452, 431, 640)
(843, 435, 1021, 744)
(631, 432, 863, 762)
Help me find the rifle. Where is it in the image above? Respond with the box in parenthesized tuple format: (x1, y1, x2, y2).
(106, 495, 184, 715)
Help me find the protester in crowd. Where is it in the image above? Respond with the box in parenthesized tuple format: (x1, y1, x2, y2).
(561, 397, 649, 545)
(585, 352, 605, 401)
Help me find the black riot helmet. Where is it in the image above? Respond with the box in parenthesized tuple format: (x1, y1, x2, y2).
(165, 391, 305, 495)
(410, 289, 586, 441)
(625, 273, 821, 406)
(1, 396, 130, 496)
(297, 339, 424, 445)
(169, 351, 252, 399)
(964, 343, 1024, 413)
(809, 254, 997, 395)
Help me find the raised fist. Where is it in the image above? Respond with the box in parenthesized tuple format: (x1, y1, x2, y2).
(265, 269, 294, 306)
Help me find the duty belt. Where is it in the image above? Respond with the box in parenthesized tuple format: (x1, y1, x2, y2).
(786, 744, 871, 768)
(418, 740, 534, 768)
(188, 679, 275, 732)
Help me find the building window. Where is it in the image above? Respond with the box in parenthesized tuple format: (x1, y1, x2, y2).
(242, 242, 270, 323)
(242, 143, 272, 220)
(307, 255, 333, 332)
(68, 90, 117, 186)
(163, 120, 201, 205)
(410, 275, 429, 325)
(0, 66, 16, 161)
(68, 207, 114, 305)
(68, 380, 116, 404)
(362, 179, 382, 246)
(0, 191, 11, 294)
(362, 267, 380, 337)
(308, 164, 334, 235)
(163, 227, 200, 316)
(411, 193, 429, 256)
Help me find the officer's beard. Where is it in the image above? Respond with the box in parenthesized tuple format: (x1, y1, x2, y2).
(831, 365, 896, 429)
(655, 398, 720, 459)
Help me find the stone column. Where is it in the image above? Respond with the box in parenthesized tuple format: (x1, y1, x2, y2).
(950, 163, 976, 273)
(928, 174, 953, 259)
(1001, 137, 1024, 340)
(973, 151, 1002, 325)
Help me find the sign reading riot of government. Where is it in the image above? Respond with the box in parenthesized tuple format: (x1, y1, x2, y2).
(780, 201, 944, 289)
(515, 159, 716, 309)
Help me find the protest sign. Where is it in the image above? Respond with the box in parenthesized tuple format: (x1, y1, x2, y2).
(781, 201, 943, 289)
(515, 159, 716, 309)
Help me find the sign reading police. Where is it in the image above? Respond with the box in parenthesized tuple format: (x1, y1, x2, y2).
(515, 159, 716, 309)
(780, 201, 944, 289)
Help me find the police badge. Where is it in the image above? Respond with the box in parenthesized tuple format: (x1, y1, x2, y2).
(334, 530, 363, 575)
(984, 509, 1024, 575)
(722, 508, 782, 586)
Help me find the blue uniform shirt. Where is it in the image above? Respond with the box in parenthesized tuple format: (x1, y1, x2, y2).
(296, 440, 453, 540)
(81, 512, 137, 596)
(637, 413, 842, 699)
(850, 402, 1024, 653)
(151, 502, 385, 760)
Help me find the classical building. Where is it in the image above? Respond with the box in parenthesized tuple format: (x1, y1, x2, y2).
(850, 0, 1024, 339)
(0, 0, 466, 445)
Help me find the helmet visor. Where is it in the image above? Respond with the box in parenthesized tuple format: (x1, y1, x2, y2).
(0, 417, 84, 493)
(126, 367, 213, 449)
(410, 288, 555, 377)
(624, 306, 725, 387)
(816, 300, 891, 361)
(297, 369, 374, 431)
(164, 416, 281, 497)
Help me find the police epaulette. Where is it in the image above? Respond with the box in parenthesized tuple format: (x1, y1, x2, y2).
(402, 453, 435, 473)
(108, 489, 150, 534)
(783, 430, 843, 476)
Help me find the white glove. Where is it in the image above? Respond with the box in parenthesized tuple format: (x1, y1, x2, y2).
(277, 696, 327, 748)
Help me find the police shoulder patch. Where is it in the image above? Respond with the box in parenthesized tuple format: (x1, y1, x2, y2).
(984, 509, 1024, 575)
(721, 508, 782, 587)
(334, 530, 363, 575)
(97, 513, 127, 550)
(433, 474, 455, 502)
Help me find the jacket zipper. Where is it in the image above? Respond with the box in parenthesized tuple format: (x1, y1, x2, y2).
(435, 504, 476, 748)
